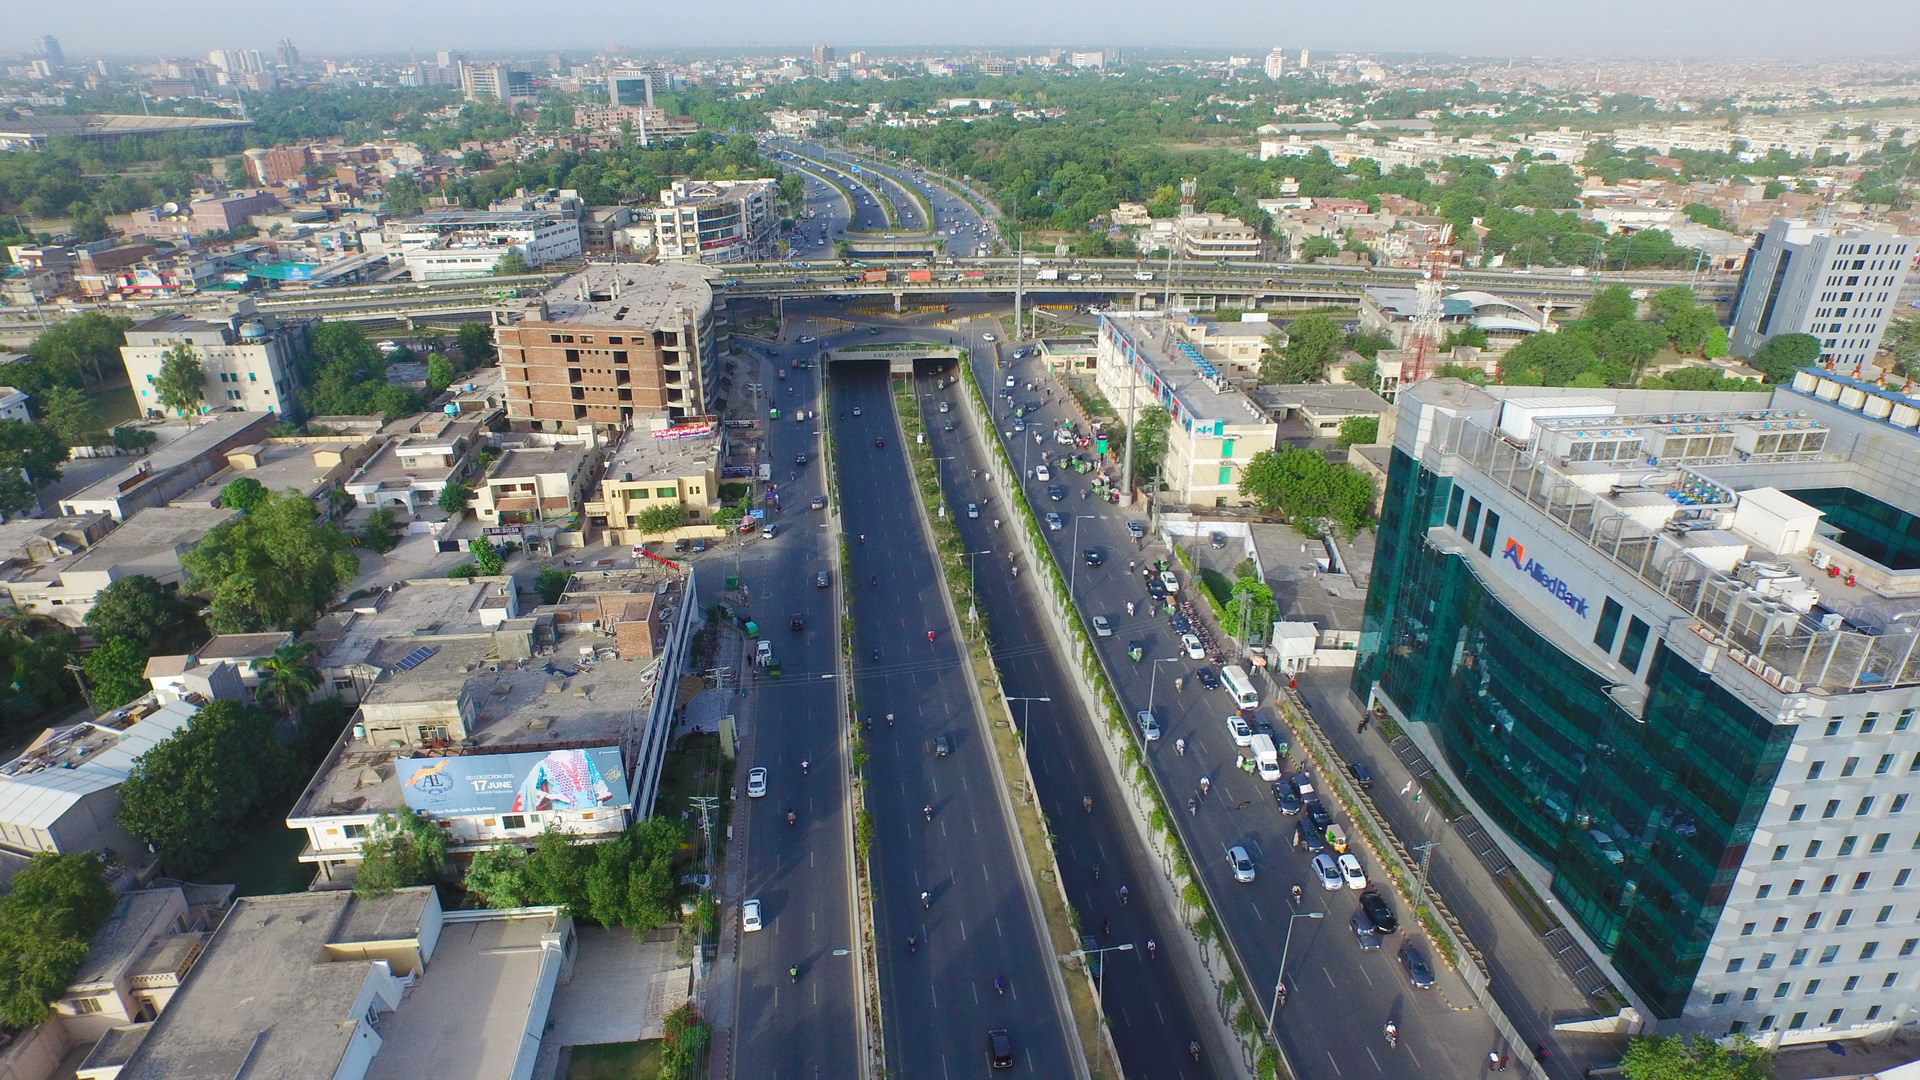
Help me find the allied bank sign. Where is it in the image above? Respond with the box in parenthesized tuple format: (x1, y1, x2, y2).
(399, 747, 627, 817)
(1502, 539, 1590, 618)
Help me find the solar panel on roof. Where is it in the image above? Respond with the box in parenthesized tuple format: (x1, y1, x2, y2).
(394, 646, 438, 671)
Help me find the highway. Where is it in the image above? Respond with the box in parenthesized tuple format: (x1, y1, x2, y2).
(968, 335, 1508, 1079)
(718, 339, 863, 1079)
(913, 350, 1229, 1078)
(830, 350, 1079, 1078)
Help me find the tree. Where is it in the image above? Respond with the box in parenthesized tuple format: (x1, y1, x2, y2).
(1619, 1033, 1772, 1080)
(0, 420, 66, 518)
(535, 566, 570, 605)
(426, 353, 455, 394)
(1499, 333, 1603, 386)
(360, 505, 400, 553)
(1882, 316, 1920, 377)
(383, 174, 425, 217)
(1129, 406, 1172, 484)
(26, 311, 133, 383)
(1342, 358, 1378, 390)
(636, 504, 690, 533)
(355, 811, 448, 895)
(84, 575, 194, 651)
(1297, 235, 1340, 261)
(117, 701, 295, 874)
(1680, 202, 1724, 229)
(82, 638, 150, 713)
(1337, 416, 1380, 447)
(437, 480, 472, 516)
(710, 494, 752, 533)
(179, 490, 360, 633)
(37, 386, 100, 449)
(1749, 332, 1823, 383)
(252, 642, 319, 719)
(0, 853, 113, 1028)
(218, 476, 270, 514)
(1269, 314, 1344, 383)
(1239, 448, 1376, 537)
(471, 537, 505, 576)
(457, 322, 495, 364)
(1440, 325, 1489, 351)
(1582, 284, 1639, 330)
(300, 322, 426, 421)
(152, 343, 205, 417)
(493, 252, 530, 276)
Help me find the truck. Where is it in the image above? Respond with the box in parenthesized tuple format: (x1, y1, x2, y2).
(961, 270, 986, 279)
(1034, 268, 1059, 281)
(1248, 733, 1282, 781)
(861, 269, 889, 283)
(905, 269, 933, 282)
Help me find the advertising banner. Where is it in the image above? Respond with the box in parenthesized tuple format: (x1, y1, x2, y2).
(398, 747, 628, 817)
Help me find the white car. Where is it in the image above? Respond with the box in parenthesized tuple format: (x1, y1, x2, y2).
(851, 406, 863, 416)
(1005, 375, 1016, 388)
(1160, 570, 1180, 594)
(1092, 615, 1114, 637)
(798, 335, 817, 344)
(1035, 464, 1051, 482)
(1136, 709, 1162, 741)
(746, 766, 769, 798)
(1312, 853, 1344, 890)
(982, 332, 997, 342)
(1226, 845, 1256, 884)
(742, 898, 763, 932)
(1182, 633, 1206, 660)
(1339, 853, 1368, 890)
(1225, 716, 1253, 746)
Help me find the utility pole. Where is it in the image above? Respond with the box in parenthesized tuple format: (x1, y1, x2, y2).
(690, 794, 721, 879)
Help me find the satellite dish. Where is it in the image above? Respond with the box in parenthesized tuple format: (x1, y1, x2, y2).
(162, 201, 180, 215)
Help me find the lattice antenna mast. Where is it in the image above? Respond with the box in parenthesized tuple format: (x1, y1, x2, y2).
(1403, 223, 1453, 388)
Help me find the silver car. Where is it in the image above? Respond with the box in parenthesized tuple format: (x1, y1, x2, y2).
(1312, 852, 1343, 890)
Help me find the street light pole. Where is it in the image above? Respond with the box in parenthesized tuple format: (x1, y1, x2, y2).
(1068, 513, 1099, 595)
(966, 549, 991, 628)
(1267, 911, 1324, 1039)
(1006, 695, 1052, 786)
(1148, 655, 1180, 715)
(1070, 941, 1135, 1002)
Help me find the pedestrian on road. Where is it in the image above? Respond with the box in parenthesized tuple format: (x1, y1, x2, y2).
(1235, 753, 1245, 772)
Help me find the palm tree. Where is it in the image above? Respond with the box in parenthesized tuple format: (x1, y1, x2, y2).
(0, 605, 62, 641)
(253, 642, 319, 720)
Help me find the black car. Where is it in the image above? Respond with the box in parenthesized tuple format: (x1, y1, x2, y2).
(794, 452, 809, 465)
(814, 570, 832, 588)
(1194, 667, 1220, 690)
(1349, 760, 1375, 788)
(1361, 889, 1399, 934)
(1400, 945, 1435, 989)
(1305, 799, 1333, 830)
(673, 539, 691, 553)
(1083, 549, 1105, 566)
(1146, 579, 1167, 599)
(987, 1029, 1014, 1069)
(874, 437, 886, 448)
(1275, 787, 1302, 815)
(789, 613, 805, 631)
(1170, 612, 1192, 635)
(943, 421, 956, 431)
(1048, 484, 1066, 501)
(1295, 819, 1327, 852)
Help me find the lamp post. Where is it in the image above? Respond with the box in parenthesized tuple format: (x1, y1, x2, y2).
(1006, 695, 1052, 764)
(1267, 911, 1324, 1039)
(1068, 513, 1100, 595)
(1069, 941, 1135, 1001)
(966, 549, 992, 627)
(1147, 655, 1181, 715)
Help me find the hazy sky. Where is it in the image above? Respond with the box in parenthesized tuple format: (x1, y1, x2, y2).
(10, 0, 1920, 60)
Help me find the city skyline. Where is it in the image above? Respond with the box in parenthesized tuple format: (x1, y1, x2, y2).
(12, 0, 1920, 60)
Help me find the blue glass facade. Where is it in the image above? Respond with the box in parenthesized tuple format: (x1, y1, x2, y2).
(1355, 448, 1795, 1016)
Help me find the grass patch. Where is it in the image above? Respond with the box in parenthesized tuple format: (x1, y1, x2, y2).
(566, 1040, 662, 1080)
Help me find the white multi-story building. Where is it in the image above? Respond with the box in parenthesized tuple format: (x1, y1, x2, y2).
(1093, 313, 1275, 507)
(1359, 373, 1920, 1048)
(1263, 48, 1287, 79)
(1729, 220, 1916, 368)
(391, 209, 583, 281)
(120, 302, 305, 418)
(652, 178, 779, 264)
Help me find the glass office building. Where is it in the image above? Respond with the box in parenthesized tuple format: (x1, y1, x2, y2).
(1355, 374, 1920, 1045)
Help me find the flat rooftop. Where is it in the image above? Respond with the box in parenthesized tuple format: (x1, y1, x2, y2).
(1254, 383, 1392, 417)
(302, 577, 511, 673)
(400, 209, 574, 227)
(361, 914, 559, 1080)
(170, 439, 368, 509)
(603, 423, 720, 481)
(60, 412, 275, 509)
(116, 889, 433, 1080)
(0, 114, 252, 139)
(293, 589, 679, 820)
(1105, 315, 1274, 428)
(491, 441, 594, 481)
(532, 262, 715, 330)
(53, 505, 235, 579)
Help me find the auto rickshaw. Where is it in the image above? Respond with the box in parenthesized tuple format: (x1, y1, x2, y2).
(1127, 641, 1144, 662)
(1325, 824, 1349, 854)
(769, 407, 781, 420)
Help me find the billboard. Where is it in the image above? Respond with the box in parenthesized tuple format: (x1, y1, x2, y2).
(398, 747, 628, 817)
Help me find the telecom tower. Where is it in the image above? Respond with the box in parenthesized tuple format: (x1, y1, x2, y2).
(1179, 176, 1197, 216)
(1399, 223, 1454, 391)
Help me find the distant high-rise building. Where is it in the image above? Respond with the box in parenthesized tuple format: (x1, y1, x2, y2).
(277, 39, 300, 69)
(1263, 47, 1287, 79)
(1297, 48, 1310, 69)
(436, 50, 462, 69)
(607, 69, 659, 108)
(811, 44, 835, 76)
(1729, 218, 1915, 370)
(38, 35, 63, 67)
(1070, 51, 1107, 70)
(29, 59, 52, 80)
(462, 63, 536, 103)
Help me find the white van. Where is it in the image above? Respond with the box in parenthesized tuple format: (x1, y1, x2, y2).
(1248, 733, 1282, 781)
(1221, 664, 1259, 710)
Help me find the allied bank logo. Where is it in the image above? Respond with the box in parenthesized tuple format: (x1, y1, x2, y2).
(1501, 539, 1590, 618)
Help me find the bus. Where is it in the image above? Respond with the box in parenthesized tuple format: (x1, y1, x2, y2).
(1220, 665, 1259, 711)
